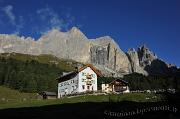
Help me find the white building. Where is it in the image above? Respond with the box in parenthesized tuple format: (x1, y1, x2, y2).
(101, 79, 130, 93)
(56, 64, 102, 98)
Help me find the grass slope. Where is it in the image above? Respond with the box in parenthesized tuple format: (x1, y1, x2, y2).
(0, 53, 82, 92)
(0, 53, 78, 71)
(0, 86, 164, 109)
(0, 86, 37, 104)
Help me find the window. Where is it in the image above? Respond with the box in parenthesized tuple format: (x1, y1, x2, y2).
(123, 86, 127, 89)
(60, 83, 63, 87)
(82, 85, 85, 90)
(72, 86, 74, 93)
(92, 86, 94, 91)
(82, 72, 85, 76)
(74, 85, 76, 89)
(74, 80, 78, 84)
(82, 79, 86, 82)
(61, 89, 64, 92)
(91, 74, 95, 78)
(65, 88, 68, 94)
(87, 86, 90, 90)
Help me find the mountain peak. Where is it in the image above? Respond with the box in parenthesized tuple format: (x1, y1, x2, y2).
(68, 26, 87, 39)
(47, 28, 61, 34)
(70, 26, 80, 31)
(138, 44, 157, 58)
(69, 27, 82, 34)
(139, 44, 148, 50)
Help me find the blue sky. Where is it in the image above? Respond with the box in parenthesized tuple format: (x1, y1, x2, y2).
(0, 0, 180, 66)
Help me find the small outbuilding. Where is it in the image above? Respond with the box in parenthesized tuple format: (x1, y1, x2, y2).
(39, 91, 57, 99)
(101, 79, 130, 93)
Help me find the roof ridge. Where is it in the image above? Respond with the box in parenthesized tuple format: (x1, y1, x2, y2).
(78, 64, 103, 77)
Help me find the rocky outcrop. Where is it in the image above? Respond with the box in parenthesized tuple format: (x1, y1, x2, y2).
(127, 48, 148, 75)
(38, 28, 90, 63)
(90, 44, 110, 66)
(0, 27, 131, 76)
(0, 27, 175, 76)
(144, 59, 178, 75)
(137, 45, 157, 68)
(0, 35, 41, 55)
(127, 45, 160, 75)
(90, 36, 131, 74)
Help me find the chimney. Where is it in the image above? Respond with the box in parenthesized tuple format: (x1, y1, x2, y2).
(75, 67, 78, 72)
(74, 63, 84, 71)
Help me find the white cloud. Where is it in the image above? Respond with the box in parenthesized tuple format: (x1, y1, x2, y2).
(0, 5, 80, 36)
(2, 5, 16, 25)
(37, 7, 65, 31)
(1, 5, 24, 35)
(36, 6, 76, 35)
(13, 16, 24, 35)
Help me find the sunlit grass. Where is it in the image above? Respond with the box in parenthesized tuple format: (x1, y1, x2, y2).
(0, 88, 164, 109)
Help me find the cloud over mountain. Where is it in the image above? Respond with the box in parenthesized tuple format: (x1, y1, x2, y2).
(0, 5, 78, 38)
(1, 5, 24, 35)
(0, 27, 177, 76)
(35, 6, 77, 35)
(2, 5, 16, 25)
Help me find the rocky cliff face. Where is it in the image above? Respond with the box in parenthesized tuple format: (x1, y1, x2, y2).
(0, 27, 175, 76)
(0, 27, 131, 76)
(0, 35, 41, 55)
(127, 48, 148, 75)
(138, 45, 157, 67)
(127, 45, 160, 75)
(38, 28, 90, 63)
(90, 36, 131, 75)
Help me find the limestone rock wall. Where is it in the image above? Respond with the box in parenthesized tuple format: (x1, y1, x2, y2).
(127, 48, 148, 75)
(127, 45, 158, 75)
(0, 27, 168, 76)
(138, 45, 157, 67)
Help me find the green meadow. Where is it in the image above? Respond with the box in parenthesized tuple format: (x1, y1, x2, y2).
(0, 86, 165, 109)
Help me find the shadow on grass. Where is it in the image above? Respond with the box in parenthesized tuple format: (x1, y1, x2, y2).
(0, 100, 180, 119)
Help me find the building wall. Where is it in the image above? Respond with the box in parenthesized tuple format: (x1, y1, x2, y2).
(102, 84, 111, 92)
(78, 67, 97, 93)
(102, 84, 130, 93)
(58, 75, 79, 98)
(47, 96, 57, 99)
(123, 86, 130, 93)
(58, 67, 98, 98)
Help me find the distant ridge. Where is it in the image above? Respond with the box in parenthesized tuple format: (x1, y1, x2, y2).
(0, 27, 178, 76)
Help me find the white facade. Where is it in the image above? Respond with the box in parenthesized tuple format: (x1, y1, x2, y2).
(102, 84, 112, 92)
(58, 75, 79, 98)
(101, 79, 130, 93)
(102, 84, 130, 93)
(123, 86, 130, 93)
(58, 67, 98, 98)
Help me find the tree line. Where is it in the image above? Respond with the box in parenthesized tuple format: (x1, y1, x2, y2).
(0, 56, 180, 93)
(123, 73, 180, 91)
(98, 72, 180, 92)
(0, 57, 62, 93)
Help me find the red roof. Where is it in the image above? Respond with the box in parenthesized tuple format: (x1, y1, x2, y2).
(78, 64, 103, 77)
(56, 64, 103, 82)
